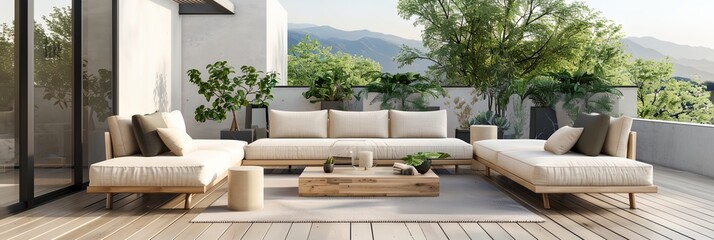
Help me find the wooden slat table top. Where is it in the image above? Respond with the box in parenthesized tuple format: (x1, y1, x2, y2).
(298, 167, 439, 179)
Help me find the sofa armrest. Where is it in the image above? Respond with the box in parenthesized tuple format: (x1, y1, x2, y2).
(105, 132, 113, 160)
(627, 131, 637, 160)
(470, 125, 498, 144)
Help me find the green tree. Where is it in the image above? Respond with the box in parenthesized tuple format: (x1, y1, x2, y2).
(396, 0, 624, 117)
(288, 36, 381, 86)
(628, 59, 714, 124)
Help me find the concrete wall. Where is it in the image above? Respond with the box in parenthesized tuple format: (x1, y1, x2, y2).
(182, 86, 636, 139)
(181, 0, 288, 138)
(632, 119, 714, 178)
(116, 0, 181, 115)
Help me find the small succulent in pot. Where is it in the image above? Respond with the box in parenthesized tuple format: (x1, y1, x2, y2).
(323, 156, 335, 173)
(402, 152, 450, 174)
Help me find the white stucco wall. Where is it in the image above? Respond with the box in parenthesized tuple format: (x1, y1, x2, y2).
(632, 119, 714, 178)
(181, 0, 288, 138)
(116, 0, 181, 115)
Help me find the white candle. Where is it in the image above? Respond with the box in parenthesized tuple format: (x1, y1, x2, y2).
(358, 151, 373, 170)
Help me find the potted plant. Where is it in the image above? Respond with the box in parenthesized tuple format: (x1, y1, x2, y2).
(520, 76, 560, 139)
(359, 72, 446, 111)
(302, 68, 353, 110)
(187, 61, 279, 142)
(402, 152, 451, 174)
(447, 94, 478, 143)
(323, 156, 335, 173)
(551, 70, 622, 125)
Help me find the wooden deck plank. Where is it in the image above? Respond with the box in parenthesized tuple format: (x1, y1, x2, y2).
(0, 194, 105, 238)
(460, 223, 492, 240)
(218, 223, 251, 240)
(418, 223, 448, 240)
(240, 223, 271, 240)
(196, 223, 232, 240)
(607, 193, 714, 235)
(263, 223, 292, 240)
(439, 223, 470, 240)
(149, 184, 229, 239)
(285, 223, 312, 240)
(372, 223, 410, 240)
(517, 223, 557, 240)
(404, 223, 427, 240)
(480, 223, 513, 240)
(499, 223, 535, 240)
(350, 223, 373, 240)
(548, 194, 647, 240)
(307, 223, 350, 240)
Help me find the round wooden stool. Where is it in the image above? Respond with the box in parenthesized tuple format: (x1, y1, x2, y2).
(228, 166, 264, 211)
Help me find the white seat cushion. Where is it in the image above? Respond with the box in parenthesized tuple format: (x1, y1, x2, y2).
(194, 139, 247, 166)
(245, 138, 473, 160)
(497, 150, 653, 186)
(473, 139, 546, 164)
(89, 150, 233, 187)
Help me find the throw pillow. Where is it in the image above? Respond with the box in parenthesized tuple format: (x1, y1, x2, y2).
(132, 112, 170, 156)
(572, 112, 611, 156)
(106, 115, 140, 157)
(602, 116, 634, 157)
(161, 110, 187, 131)
(157, 128, 197, 156)
(544, 126, 584, 155)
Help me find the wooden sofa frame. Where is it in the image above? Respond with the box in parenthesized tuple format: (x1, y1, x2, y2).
(476, 131, 658, 209)
(86, 132, 227, 210)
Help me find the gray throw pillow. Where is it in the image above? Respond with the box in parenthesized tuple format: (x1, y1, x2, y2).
(132, 112, 170, 156)
(572, 112, 611, 156)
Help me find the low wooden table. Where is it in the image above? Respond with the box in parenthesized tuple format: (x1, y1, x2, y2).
(298, 167, 440, 197)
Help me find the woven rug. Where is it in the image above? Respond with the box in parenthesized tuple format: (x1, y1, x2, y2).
(192, 172, 543, 223)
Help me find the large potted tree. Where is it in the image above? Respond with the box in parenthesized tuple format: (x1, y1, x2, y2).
(187, 61, 278, 142)
(302, 68, 353, 110)
(520, 76, 560, 139)
(360, 72, 446, 111)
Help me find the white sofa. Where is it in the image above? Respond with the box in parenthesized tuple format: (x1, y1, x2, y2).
(87, 113, 246, 209)
(243, 110, 474, 169)
(472, 118, 657, 209)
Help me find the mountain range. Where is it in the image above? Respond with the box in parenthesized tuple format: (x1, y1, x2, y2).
(288, 24, 714, 82)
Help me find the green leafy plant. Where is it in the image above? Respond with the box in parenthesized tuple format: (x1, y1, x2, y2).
(324, 156, 335, 165)
(302, 68, 354, 103)
(187, 61, 279, 131)
(521, 76, 560, 108)
(471, 110, 511, 133)
(359, 72, 446, 110)
(402, 152, 450, 166)
(549, 70, 622, 122)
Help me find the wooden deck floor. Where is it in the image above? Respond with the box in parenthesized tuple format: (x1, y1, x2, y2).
(0, 165, 713, 239)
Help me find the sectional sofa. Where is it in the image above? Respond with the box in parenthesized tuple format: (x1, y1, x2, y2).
(472, 115, 657, 209)
(242, 109, 474, 169)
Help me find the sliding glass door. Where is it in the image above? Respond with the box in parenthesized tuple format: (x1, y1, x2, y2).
(0, 0, 19, 209)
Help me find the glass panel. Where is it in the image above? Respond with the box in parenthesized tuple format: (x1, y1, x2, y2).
(81, 0, 114, 182)
(34, 0, 74, 196)
(0, 1, 18, 207)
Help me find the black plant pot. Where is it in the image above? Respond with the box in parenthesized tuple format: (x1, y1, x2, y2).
(529, 107, 558, 140)
(321, 101, 345, 110)
(220, 129, 255, 143)
(455, 129, 470, 143)
(323, 164, 334, 173)
(414, 159, 432, 174)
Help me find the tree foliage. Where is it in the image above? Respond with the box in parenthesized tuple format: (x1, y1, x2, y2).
(302, 69, 354, 102)
(360, 72, 446, 110)
(396, 0, 625, 117)
(288, 36, 381, 86)
(628, 59, 714, 124)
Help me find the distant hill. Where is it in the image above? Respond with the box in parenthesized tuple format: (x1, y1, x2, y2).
(622, 37, 714, 82)
(288, 24, 431, 74)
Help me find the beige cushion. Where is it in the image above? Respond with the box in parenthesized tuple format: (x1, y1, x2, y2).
(157, 128, 197, 156)
(106, 115, 139, 157)
(245, 138, 473, 160)
(544, 126, 583, 155)
(162, 110, 186, 131)
(269, 110, 328, 138)
(194, 139, 247, 166)
(473, 139, 546, 164)
(89, 150, 232, 187)
(602, 116, 634, 157)
(329, 110, 389, 138)
(497, 150, 653, 186)
(389, 110, 447, 138)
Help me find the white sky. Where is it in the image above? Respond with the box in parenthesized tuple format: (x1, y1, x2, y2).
(280, 0, 714, 49)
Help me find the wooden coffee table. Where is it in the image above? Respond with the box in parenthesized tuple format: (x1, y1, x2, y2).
(298, 167, 439, 197)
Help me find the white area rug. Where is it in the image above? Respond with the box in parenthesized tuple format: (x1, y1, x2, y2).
(192, 174, 543, 223)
